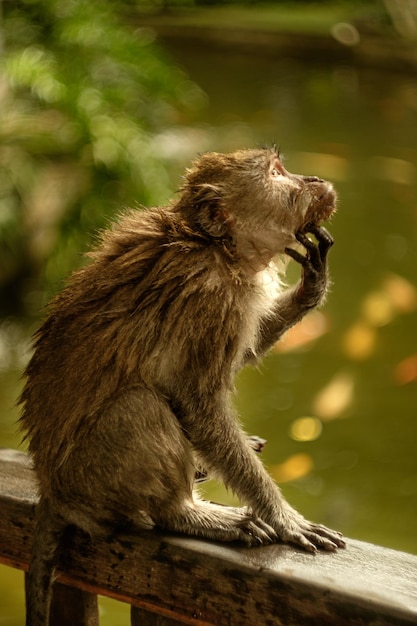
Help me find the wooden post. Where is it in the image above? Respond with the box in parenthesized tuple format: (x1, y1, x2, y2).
(49, 582, 99, 626)
(23, 574, 99, 626)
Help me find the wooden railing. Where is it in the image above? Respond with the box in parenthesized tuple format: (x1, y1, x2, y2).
(1, 448, 416, 625)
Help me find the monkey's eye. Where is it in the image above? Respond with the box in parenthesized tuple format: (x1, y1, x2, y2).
(271, 167, 284, 178)
(270, 160, 286, 178)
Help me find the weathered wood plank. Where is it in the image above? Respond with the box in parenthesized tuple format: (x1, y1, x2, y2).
(1, 448, 417, 626)
(131, 606, 188, 626)
(47, 581, 99, 626)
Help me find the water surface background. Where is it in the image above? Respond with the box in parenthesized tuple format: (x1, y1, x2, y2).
(1, 27, 417, 626)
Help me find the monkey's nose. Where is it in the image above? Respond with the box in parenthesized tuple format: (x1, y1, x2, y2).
(303, 176, 324, 183)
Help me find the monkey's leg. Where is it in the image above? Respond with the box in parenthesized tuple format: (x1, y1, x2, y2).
(79, 387, 275, 546)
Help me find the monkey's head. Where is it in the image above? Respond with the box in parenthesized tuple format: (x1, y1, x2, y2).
(177, 147, 337, 264)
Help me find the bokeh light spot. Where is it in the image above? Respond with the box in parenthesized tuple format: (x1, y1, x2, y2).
(313, 371, 354, 420)
(343, 321, 376, 360)
(270, 453, 314, 483)
(290, 416, 322, 442)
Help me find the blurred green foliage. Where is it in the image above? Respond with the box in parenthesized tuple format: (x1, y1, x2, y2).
(0, 0, 202, 315)
(0, 0, 411, 317)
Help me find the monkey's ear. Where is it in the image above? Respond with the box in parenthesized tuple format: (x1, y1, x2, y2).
(193, 183, 230, 238)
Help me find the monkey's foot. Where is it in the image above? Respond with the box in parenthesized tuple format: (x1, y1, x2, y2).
(161, 501, 277, 547)
(270, 504, 345, 553)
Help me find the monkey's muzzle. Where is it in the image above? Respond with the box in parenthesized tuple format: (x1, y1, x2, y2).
(303, 181, 337, 227)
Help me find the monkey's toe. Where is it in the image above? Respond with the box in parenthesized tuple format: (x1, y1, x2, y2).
(239, 517, 277, 546)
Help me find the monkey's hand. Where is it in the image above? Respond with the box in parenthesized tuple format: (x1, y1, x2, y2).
(285, 224, 334, 311)
(269, 502, 345, 553)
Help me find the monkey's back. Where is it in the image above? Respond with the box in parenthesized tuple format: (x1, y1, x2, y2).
(19, 206, 279, 500)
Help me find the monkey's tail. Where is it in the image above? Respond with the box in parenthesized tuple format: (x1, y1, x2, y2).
(26, 498, 67, 626)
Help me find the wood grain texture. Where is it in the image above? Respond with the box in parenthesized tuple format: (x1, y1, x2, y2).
(1, 449, 416, 626)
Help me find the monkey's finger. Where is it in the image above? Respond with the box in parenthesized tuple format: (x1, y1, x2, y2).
(284, 531, 317, 554)
(294, 232, 322, 269)
(304, 224, 334, 258)
(305, 523, 346, 548)
(284, 247, 308, 267)
(302, 531, 340, 552)
(306, 223, 334, 244)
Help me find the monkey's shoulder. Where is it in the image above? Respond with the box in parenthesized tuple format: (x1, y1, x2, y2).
(45, 207, 283, 327)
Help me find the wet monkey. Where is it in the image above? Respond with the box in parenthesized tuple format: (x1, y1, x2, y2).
(20, 147, 345, 626)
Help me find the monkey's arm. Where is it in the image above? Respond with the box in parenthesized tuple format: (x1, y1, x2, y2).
(254, 224, 333, 357)
(194, 435, 266, 483)
(180, 393, 344, 552)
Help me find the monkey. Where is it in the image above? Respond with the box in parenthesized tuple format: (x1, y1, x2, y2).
(194, 434, 267, 483)
(19, 146, 345, 626)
